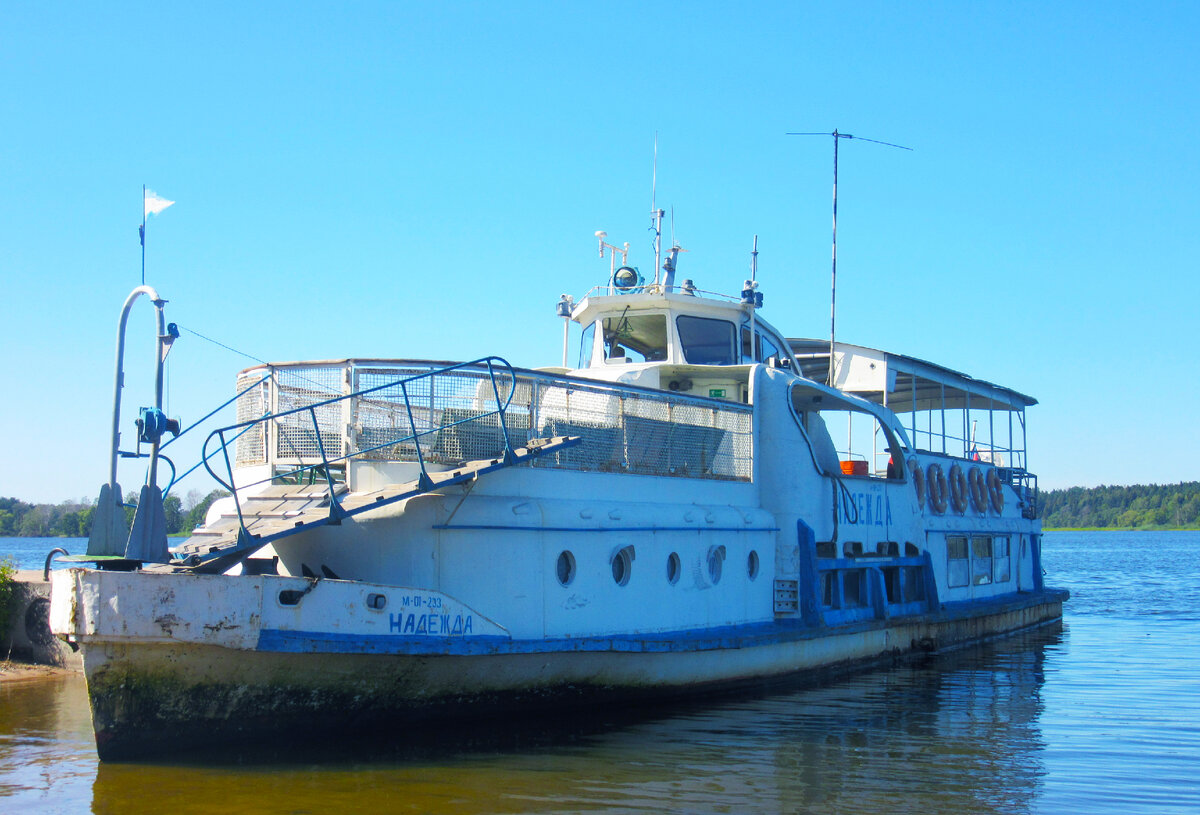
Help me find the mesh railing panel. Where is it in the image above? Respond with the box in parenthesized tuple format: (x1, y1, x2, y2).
(234, 373, 268, 465)
(272, 366, 345, 462)
(524, 378, 751, 480)
(351, 365, 518, 462)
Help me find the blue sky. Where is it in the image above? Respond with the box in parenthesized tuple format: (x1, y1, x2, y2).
(2, 1, 1197, 504)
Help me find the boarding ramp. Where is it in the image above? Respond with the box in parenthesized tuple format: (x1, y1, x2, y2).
(175, 357, 578, 573)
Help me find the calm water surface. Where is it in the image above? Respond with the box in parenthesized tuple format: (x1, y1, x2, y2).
(1, 531, 1197, 814)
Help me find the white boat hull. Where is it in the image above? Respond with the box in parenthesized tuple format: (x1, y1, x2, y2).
(53, 568, 1065, 759)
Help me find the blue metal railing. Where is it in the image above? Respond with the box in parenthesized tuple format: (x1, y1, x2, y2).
(201, 356, 518, 533)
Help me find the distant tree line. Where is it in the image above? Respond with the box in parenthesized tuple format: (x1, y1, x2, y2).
(6, 482, 1198, 536)
(1041, 482, 1200, 529)
(0, 489, 229, 538)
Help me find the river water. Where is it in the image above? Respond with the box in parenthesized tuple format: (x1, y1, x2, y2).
(1, 531, 1197, 814)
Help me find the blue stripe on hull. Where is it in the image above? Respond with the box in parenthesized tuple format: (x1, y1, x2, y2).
(257, 589, 1068, 657)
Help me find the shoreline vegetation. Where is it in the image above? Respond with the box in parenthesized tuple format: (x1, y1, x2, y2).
(1, 482, 1197, 537)
(1040, 482, 1200, 531)
(0, 490, 228, 539)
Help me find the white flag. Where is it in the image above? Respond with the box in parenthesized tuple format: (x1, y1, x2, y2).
(144, 190, 175, 217)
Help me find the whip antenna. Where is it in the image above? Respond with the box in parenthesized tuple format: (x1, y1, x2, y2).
(787, 130, 911, 386)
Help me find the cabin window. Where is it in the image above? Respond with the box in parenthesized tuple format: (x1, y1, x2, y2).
(556, 550, 576, 586)
(747, 550, 760, 581)
(994, 536, 1011, 582)
(707, 545, 726, 584)
(667, 552, 681, 585)
(611, 546, 634, 586)
(578, 322, 595, 368)
(603, 313, 668, 362)
(947, 536, 969, 587)
(971, 536, 993, 585)
(677, 316, 736, 365)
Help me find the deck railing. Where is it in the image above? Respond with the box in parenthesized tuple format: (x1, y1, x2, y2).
(230, 359, 754, 485)
(206, 357, 520, 510)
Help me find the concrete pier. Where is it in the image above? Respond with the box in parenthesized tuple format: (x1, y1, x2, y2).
(2, 571, 82, 670)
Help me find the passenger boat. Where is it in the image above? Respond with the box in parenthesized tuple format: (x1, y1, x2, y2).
(51, 227, 1067, 760)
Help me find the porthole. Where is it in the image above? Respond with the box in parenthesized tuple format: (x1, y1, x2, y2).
(667, 552, 681, 585)
(747, 550, 760, 581)
(707, 545, 726, 585)
(556, 550, 576, 586)
(611, 546, 634, 586)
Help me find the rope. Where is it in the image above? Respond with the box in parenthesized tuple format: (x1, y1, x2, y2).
(178, 323, 341, 395)
(178, 324, 270, 366)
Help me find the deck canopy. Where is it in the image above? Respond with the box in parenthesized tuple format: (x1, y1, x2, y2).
(787, 339, 1036, 412)
(788, 339, 1036, 472)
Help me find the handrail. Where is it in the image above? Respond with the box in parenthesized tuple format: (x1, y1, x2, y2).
(201, 357, 518, 534)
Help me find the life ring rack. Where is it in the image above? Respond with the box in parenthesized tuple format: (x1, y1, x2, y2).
(968, 466, 988, 513)
(907, 457, 926, 510)
(948, 463, 969, 514)
(987, 468, 1005, 513)
(926, 463, 948, 514)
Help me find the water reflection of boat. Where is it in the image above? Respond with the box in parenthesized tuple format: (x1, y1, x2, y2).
(52, 221, 1067, 760)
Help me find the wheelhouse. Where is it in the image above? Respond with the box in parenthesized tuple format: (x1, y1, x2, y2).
(567, 286, 791, 402)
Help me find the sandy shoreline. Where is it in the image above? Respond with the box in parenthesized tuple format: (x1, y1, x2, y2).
(0, 660, 75, 683)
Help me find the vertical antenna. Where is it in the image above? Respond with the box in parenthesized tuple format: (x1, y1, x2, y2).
(651, 132, 658, 215)
(787, 130, 911, 386)
(651, 133, 664, 285)
(748, 235, 759, 361)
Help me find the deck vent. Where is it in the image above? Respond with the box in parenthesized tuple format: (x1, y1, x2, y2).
(773, 579, 799, 614)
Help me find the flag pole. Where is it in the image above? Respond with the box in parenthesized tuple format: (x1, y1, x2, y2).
(140, 185, 146, 286)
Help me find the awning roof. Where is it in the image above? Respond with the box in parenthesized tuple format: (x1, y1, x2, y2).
(787, 338, 1037, 412)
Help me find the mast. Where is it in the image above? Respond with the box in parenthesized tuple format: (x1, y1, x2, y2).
(786, 130, 912, 386)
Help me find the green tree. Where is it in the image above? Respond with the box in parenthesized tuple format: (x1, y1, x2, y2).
(163, 494, 184, 535)
(183, 489, 229, 534)
(0, 557, 17, 640)
(18, 506, 50, 537)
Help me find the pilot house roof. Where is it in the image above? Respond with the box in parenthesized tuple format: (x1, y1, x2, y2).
(788, 338, 1037, 413)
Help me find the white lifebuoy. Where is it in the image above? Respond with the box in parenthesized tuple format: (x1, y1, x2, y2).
(907, 458, 926, 510)
(948, 463, 968, 514)
(968, 466, 988, 513)
(987, 468, 1005, 513)
(926, 463, 948, 515)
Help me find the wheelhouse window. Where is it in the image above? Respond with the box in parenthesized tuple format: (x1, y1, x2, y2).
(677, 316, 736, 365)
(578, 322, 595, 368)
(741, 326, 781, 363)
(603, 312, 668, 362)
(947, 536, 969, 587)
